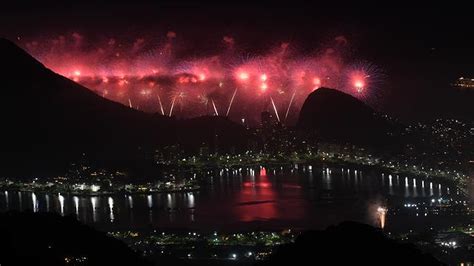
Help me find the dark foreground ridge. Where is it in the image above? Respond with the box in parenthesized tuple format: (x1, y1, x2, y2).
(0, 211, 150, 266)
(258, 221, 443, 266)
(0, 212, 443, 266)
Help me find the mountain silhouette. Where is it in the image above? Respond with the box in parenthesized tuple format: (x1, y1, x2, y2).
(258, 221, 442, 266)
(0, 38, 251, 176)
(297, 88, 397, 146)
(0, 212, 151, 266)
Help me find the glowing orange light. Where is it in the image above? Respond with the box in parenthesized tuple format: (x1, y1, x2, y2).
(354, 80, 364, 93)
(313, 77, 321, 86)
(118, 79, 128, 86)
(140, 89, 151, 95)
(73, 70, 81, 76)
(260, 83, 268, 91)
(238, 72, 249, 80)
(260, 73, 267, 82)
(355, 80, 364, 88)
(377, 206, 388, 229)
(198, 73, 206, 81)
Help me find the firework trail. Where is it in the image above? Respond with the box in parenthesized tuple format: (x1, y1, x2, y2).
(226, 88, 238, 116)
(157, 94, 165, 115)
(211, 99, 219, 116)
(128, 98, 133, 108)
(377, 206, 388, 229)
(284, 91, 296, 122)
(270, 96, 280, 123)
(169, 96, 176, 117)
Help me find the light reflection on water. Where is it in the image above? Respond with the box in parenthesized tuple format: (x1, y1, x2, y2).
(4, 191, 8, 209)
(0, 167, 458, 230)
(108, 197, 114, 222)
(32, 192, 38, 213)
(73, 196, 79, 216)
(58, 193, 65, 215)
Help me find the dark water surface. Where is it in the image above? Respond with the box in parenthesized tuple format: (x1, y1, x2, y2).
(0, 166, 466, 232)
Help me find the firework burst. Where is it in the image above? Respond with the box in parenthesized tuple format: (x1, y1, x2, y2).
(20, 33, 384, 125)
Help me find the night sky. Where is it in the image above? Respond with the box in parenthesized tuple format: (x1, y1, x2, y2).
(1, 1, 473, 121)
